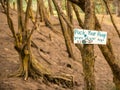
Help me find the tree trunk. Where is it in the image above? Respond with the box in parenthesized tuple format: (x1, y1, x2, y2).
(103, 0, 120, 38)
(48, 0, 54, 15)
(37, 0, 44, 22)
(68, 0, 120, 89)
(82, 0, 96, 89)
(72, 4, 84, 28)
(16, 0, 35, 80)
(4, 0, 74, 87)
(4, 0, 73, 88)
(17, 0, 24, 33)
(115, 0, 120, 16)
(66, 1, 73, 42)
(37, 0, 53, 28)
(52, 0, 75, 59)
(13, 2, 16, 10)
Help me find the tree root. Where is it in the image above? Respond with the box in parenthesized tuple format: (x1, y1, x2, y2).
(8, 57, 73, 88)
(31, 40, 52, 65)
(43, 74, 73, 88)
(8, 64, 23, 77)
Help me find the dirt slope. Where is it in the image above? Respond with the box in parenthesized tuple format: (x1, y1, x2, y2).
(0, 8, 120, 90)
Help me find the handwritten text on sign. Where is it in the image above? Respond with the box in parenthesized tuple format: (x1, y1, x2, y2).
(74, 29, 107, 44)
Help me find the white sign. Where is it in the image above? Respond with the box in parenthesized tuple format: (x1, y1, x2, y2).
(74, 29, 107, 44)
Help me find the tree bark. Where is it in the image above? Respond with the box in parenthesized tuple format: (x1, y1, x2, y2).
(48, 0, 54, 15)
(37, 0, 53, 29)
(103, 0, 120, 38)
(17, 0, 24, 33)
(66, 1, 73, 42)
(37, 0, 44, 22)
(52, 0, 75, 59)
(68, 0, 120, 89)
(81, 0, 96, 89)
(72, 4, 84, 28)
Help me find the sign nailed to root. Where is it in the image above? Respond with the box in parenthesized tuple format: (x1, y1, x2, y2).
(74, 29, 107, 44)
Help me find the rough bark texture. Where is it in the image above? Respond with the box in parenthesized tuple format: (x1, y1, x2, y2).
(69, 0, 120, 89)
(82, 0, 96, 89)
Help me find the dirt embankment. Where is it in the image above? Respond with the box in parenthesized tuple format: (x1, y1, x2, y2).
(1, 8, 120, 90)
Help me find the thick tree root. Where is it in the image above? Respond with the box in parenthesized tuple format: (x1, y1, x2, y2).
(8, 57, 73, 88)
(43, 74, 73, 88)
(8, 65, 23, 77)
(31, 58, 74, 88)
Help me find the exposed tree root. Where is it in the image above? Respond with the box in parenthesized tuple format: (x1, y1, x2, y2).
(8, 65, 23, 77)
(31, 41, 52, 65)
(43, 74, 73, 88)
(8, 56, 73, 88)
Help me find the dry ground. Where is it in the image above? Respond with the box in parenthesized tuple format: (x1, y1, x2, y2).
(0, 7, 120, 90)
